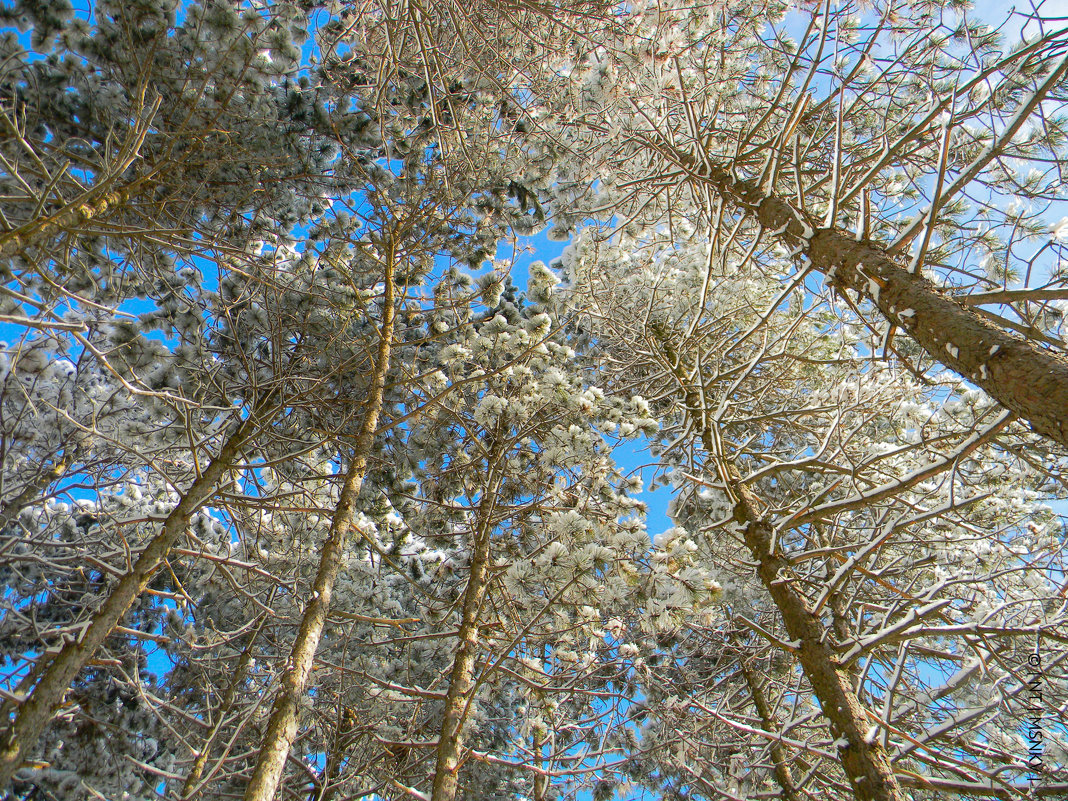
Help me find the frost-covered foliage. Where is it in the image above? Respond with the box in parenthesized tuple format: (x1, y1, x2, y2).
(3, 2, 1068, 801)
(148, 261, 721, 800)
(514, 0, 1068, 796)
(556, 222, 1068, 798)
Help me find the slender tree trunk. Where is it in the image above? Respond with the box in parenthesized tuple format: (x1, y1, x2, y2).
(532, 728, 549, 801)
(531, 643, 549, 801)
(653, 335, 905, 801)
(242, 253, 397, 801)
(730, 464, 903, 801)
(731, 633, 801, 801)
(430, 464, 502, 801)
(682, 158, 1068, 449)
(0, 399, 272, 789)
(735, 511, 903, 801)
(181, 610, 270, 799)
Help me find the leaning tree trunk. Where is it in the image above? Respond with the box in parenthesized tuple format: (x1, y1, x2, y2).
(730, 631, 802, 801)
(242, 252, 397, 801)
(673, 55, 1068, 447)
(653, 335, 906, 801)
(0, 398, 273, 789)
(733, 506, 904, 801)
(689, 165, 1068, 449)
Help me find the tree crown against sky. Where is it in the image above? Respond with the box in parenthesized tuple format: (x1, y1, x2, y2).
(0, 2, 1067, 801)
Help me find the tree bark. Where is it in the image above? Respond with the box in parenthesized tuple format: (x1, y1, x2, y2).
(685, 162, 1068, 449)
(532, 728, 549, 801)
(652, 334, 906, 801)
(661, 51, 1068, 448)
(430, 461, 502, 801)
(0, 399, 272, 789)
(242, 252, 397, 801)
(734, 644, 802, 801)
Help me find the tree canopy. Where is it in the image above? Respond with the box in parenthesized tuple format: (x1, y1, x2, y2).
(1, 2, 1067, 801)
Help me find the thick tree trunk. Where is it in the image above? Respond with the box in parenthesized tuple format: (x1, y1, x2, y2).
(687, 163, 1068, 449)
(430, 469, 501, 801)
(0, 400, 271, 789)
(242, 254, 397, 801)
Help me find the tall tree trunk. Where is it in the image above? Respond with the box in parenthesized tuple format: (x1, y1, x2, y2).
(532, 728, 549, 801)
(0, 398, 273, 789)
(430, 461, 503, 801)
(688, 164, 1068, 448)
(181, 609, 270, 799)
(731, 632, 802, 801)
(734, 509, 903, 801)
(242, 252, 397, 801)
(667, 55, 1068, 447)
(653, 335, 906, 801)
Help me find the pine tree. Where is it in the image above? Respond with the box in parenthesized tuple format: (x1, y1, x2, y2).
(3, 3, 1068, 801)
